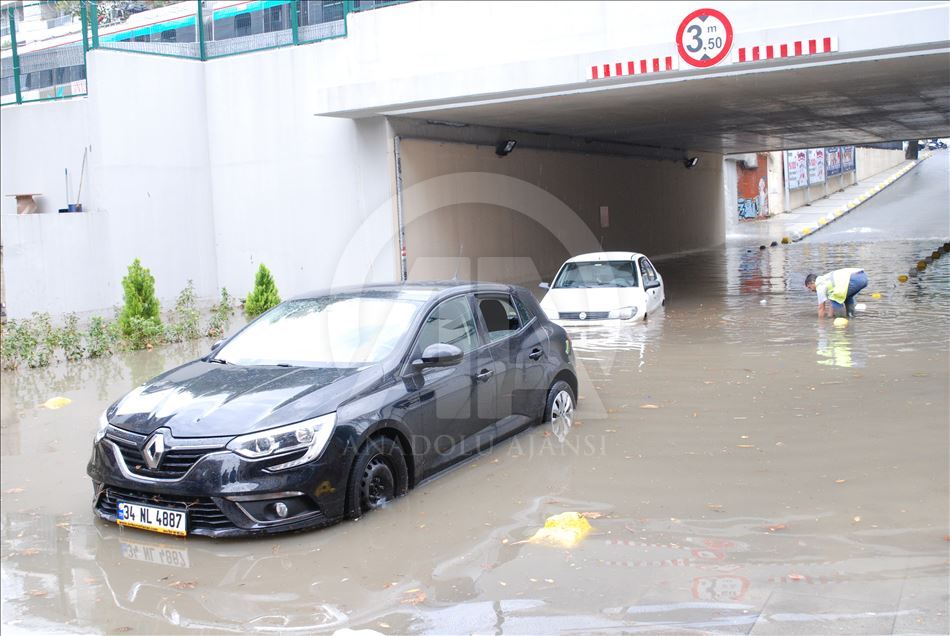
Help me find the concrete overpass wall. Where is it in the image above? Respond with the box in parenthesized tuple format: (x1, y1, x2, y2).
(398, 138, 723, 286)
(0, 51, 219, 319)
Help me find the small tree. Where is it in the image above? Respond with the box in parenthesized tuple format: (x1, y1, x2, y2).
(245, 264, 281, 317)
(119, 258, 161, 337)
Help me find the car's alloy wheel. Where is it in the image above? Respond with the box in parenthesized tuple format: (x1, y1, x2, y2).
(549, 386, 575, 442)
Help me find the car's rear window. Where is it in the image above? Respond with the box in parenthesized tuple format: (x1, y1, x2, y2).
(553, 261, 639, 288)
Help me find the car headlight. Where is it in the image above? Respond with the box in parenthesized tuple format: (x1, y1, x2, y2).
(607, 306, 637, 320)
(227, 412, 336, 471)
(95, 410, 109, 443)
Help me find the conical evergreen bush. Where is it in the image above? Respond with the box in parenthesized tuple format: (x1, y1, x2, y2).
(119, 258, 161, 337)
(245, 263, 281, 317)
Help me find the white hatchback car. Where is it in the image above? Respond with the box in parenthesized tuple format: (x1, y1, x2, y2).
(539, 252, 665, 325)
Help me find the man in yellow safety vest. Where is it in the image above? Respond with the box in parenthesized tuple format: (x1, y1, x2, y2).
(804, 268, 868, 319)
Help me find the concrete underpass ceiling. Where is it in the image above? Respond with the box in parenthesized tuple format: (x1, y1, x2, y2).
(390, 53, 950, 155)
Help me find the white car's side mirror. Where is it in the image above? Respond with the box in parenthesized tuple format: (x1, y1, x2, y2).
(538, 282, 550, 290)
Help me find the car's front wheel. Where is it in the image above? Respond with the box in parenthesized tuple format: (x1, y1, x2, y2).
(346, 436, 409, 518)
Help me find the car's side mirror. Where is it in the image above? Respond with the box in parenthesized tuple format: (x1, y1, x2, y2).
(538, 282, 550, 289)
(644, 280, 661, 290)
(211, 339, 224, 352)
(411, 343, 464, 371)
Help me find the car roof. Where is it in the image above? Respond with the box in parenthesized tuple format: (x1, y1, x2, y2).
(564, 251, 646, 263)
(290, 281, 518, 302)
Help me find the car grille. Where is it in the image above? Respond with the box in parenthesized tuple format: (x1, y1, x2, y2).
(559, 311, 611, 320)
(98, 486, 234, 531)
(109, 435, 212, 480)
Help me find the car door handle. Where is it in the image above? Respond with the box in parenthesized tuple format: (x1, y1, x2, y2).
(475, 369, 494, 382)
(528, 348, 544, 360)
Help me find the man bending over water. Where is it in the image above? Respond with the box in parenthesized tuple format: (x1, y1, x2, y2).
(805, 268, 868, 319)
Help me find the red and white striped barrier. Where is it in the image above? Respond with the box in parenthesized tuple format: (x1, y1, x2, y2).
(734, 36, 838, 63)
(589, 55, 678, 80)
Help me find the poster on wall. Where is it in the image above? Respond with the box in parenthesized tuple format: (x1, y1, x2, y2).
(808, 148, 826, 184)
(737, 153, 770, 220)
(841, 146, 856, 172)
(825, 146, 842, 176)
(785, 150, 808, 189)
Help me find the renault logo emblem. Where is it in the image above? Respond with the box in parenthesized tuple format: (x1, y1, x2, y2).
(579, 312, 587, 320)
(142, 432, 166, 469)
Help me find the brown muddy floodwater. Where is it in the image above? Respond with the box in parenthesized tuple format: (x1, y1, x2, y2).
(2, 239, 948, 634)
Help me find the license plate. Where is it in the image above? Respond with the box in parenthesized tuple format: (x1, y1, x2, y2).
(121, 539, 190, 568)
(117, 500, 187, 537)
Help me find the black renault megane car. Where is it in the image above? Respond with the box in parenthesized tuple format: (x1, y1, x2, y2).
(88, 282, 577, 537)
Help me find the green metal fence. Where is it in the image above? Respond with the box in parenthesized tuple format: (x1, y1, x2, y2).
(2, 1, 90, 106)
(1, 0, 411, 106)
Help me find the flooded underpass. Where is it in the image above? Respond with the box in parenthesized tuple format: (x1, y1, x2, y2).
(3, 226, 949, 631)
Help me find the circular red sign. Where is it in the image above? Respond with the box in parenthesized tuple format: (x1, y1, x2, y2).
(676, 8, 733, 68)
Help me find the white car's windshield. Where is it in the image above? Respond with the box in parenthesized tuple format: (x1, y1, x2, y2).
(553, 261, 639, 288)
(216, 294, 427, 367)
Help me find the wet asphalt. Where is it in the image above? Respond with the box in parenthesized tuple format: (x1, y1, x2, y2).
(1, 153, 948, 634)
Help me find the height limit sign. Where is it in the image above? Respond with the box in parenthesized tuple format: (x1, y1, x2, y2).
(676, 8, 733, 68)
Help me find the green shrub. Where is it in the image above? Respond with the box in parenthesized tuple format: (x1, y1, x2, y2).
(244, 264, 281, 317)
(86, 316, 119, 358)
(59, 313, 85, 361)
(1, 320, 31, 370)
(206, 287, 236, 338)
(124, 316, 165, 350)
(26, 313, 57, 368)
(166, 280, 201, 343)
(119, 258, 161, 337)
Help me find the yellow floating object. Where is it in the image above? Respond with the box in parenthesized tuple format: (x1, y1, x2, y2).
(781, 237, 790, 244)
(41, 397, 72, 410)
(528, 512, 592, 548)
(818, 218, 827, 225)
(916, 260, 927, 271)
(932, 251, 940, 260)
(870, 292, 882, 299)
(898, 275, 908, 283)
(833, 317, 849, 327)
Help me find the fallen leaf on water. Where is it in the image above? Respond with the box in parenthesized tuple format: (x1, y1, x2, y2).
(528, 512, 592, 548)
(26, 589, 48, 597)
(40, 397, 72, 410)
(706, 504, 723, 510)
(852, 516, 862, 523)
(168, 580, 197, 590)
(544, 578, 555, 583)
(401, 591, 426, 605)
(912, 372, 929, 377)
(766, 524, 787, 532)
(19, 548, 41, 556)
(4, 487, 25, 494)
(83, 577, 98, 585)
(788, 574, 805, 581)
(736, 444, 754, 449)
(640, 404, 660, 409)
(580, 511, 604, 519)
(55, 522, 70, 529)
(835, 479, 847, 484)
(378, 623, 391, 629)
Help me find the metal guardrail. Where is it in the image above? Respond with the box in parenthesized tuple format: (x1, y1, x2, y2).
(1, 0, 412, 106)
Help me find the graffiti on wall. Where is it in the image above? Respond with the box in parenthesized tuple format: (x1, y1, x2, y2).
(737, 153, 770, 220)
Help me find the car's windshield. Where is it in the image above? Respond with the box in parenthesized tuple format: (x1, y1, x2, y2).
(216, 294, 427, 367)
(553, 260, 639, 288)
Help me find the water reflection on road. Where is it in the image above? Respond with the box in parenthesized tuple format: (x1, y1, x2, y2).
(1, 239, 948, 634)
